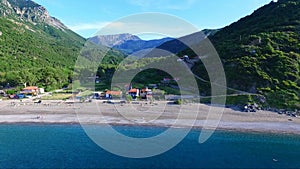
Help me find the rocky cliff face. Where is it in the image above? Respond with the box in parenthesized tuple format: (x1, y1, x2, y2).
(89, 33, 141, 47)
(0, 0, 87, 91)
(0, 0, 67, 30)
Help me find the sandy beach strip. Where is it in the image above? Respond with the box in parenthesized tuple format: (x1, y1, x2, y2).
(0, 100, 300, 134)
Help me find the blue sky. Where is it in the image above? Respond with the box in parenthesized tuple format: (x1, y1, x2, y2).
(34, 0, 273, 39)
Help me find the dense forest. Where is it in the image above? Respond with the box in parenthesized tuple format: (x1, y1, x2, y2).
(0, 0, 126, 91)
(0, 0, 299, 110)
(189, 0, 300, 109)
(0, 0, 84, 91)
(119, 0, 299, 109)
(0, 17, 84, 91)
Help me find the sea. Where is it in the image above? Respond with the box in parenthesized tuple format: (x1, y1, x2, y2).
(0, 124, 300, 169)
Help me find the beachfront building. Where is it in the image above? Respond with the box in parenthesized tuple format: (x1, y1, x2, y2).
(0, 90, 6, 96)
(128, 88, 139, 100)
(92, 92, 102, 99)
(162, 78, 172, 85)
(21, 86, 39, 96)
(39, 88, 45, 94)
(140, 88, 153, 100)
(105, 90, 122, 99)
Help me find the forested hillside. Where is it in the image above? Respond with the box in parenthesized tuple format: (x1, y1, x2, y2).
(0, 0, 126, 91)
(0, 0, 86, 90)
(190, 0, 300, 109)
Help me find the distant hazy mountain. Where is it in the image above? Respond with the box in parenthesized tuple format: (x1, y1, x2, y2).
(158, 29, 220, 53)
(135, 29, 220, 58)
(89, 33, 174, 55)
(89, 33, 141, 48)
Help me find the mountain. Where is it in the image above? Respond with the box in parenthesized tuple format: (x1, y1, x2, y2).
(0, 0, 87, 91)
(0, 0, 86, 91)
(90, 30, 217, 58)
(0, 0, 128, 92)
(89, 33, 141, 48)
(121, 29, 218, 59)
(188, 0, 300, 109)
(89, 33, 174, 55)
(114, 37, 174, 55)
(0, 0, 66, 30)
(156, 29, 219, 56)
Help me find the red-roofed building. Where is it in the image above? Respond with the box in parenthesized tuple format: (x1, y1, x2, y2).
(106, 90, 122, 96)
(105, 90, 122, 99)
(129, 89, 138, 93)
(128, 88, 139, 99)
(141, 88, 153, 100)
(21, 86, 39, 96)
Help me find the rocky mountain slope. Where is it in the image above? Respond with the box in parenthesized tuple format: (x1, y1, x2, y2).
(89, 33, 141, 48)
(0, 0, 86, 90)
(89, 33, 173, 55)
(0, 0, 66, 29)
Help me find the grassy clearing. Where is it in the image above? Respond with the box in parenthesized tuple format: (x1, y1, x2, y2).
(42, 93, 73, 100)
(77, 90, 93, 97)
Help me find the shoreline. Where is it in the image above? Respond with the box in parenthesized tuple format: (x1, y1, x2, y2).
(0, 120, 299, 136)
(0, 100, 300, 135)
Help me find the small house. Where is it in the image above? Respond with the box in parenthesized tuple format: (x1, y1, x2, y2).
(92, 92, 102, 99)
(105, 90, 122, 99)
(161, 78, 172, 85)
(21, 86, 39, 96)
(183, 55, 190, 62)
(0, 90, 5, 96)
(128, 88, 139, 99)
(140, 88, 152, 100)
(39, 88, 45, 94)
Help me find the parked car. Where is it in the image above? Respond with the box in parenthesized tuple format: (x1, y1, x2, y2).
(17, 94, 25, 99)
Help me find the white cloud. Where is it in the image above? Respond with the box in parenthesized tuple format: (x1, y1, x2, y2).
(96, 20, 198, 38)
(68, 13, 200, 38)
(68, 22, 111, 31)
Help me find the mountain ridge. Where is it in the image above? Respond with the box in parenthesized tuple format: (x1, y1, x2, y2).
(188, 0, 300, 109)
(0, 0, 67, 30)
(0, 0, 298, 110)
(89, 33, 141, 47)
(0, 0, 129, 91)
(0, 0, 86, 90)
(89, 33, 174, 55)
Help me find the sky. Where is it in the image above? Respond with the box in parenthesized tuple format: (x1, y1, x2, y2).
(34, 0, 273, 39)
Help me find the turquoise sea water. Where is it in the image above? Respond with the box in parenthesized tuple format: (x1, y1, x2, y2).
(0, 124, 300, 169)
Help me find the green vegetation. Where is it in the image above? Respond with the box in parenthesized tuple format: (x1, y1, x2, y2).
(174, 99, 183, 105)
(159, 86, 181, 95)
(0, 15, 85, 91)
(0, 0, 126, 93)
(77, 90, 93, 97)
(61, 0, 300, 110)
(186, 0, 300, 110)
(73, 44, 126, 91)
(1, 0, 299, 110)
(42, 93, 73, 100)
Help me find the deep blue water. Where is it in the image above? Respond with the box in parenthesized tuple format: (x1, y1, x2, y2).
(0, 124, 300, 169)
